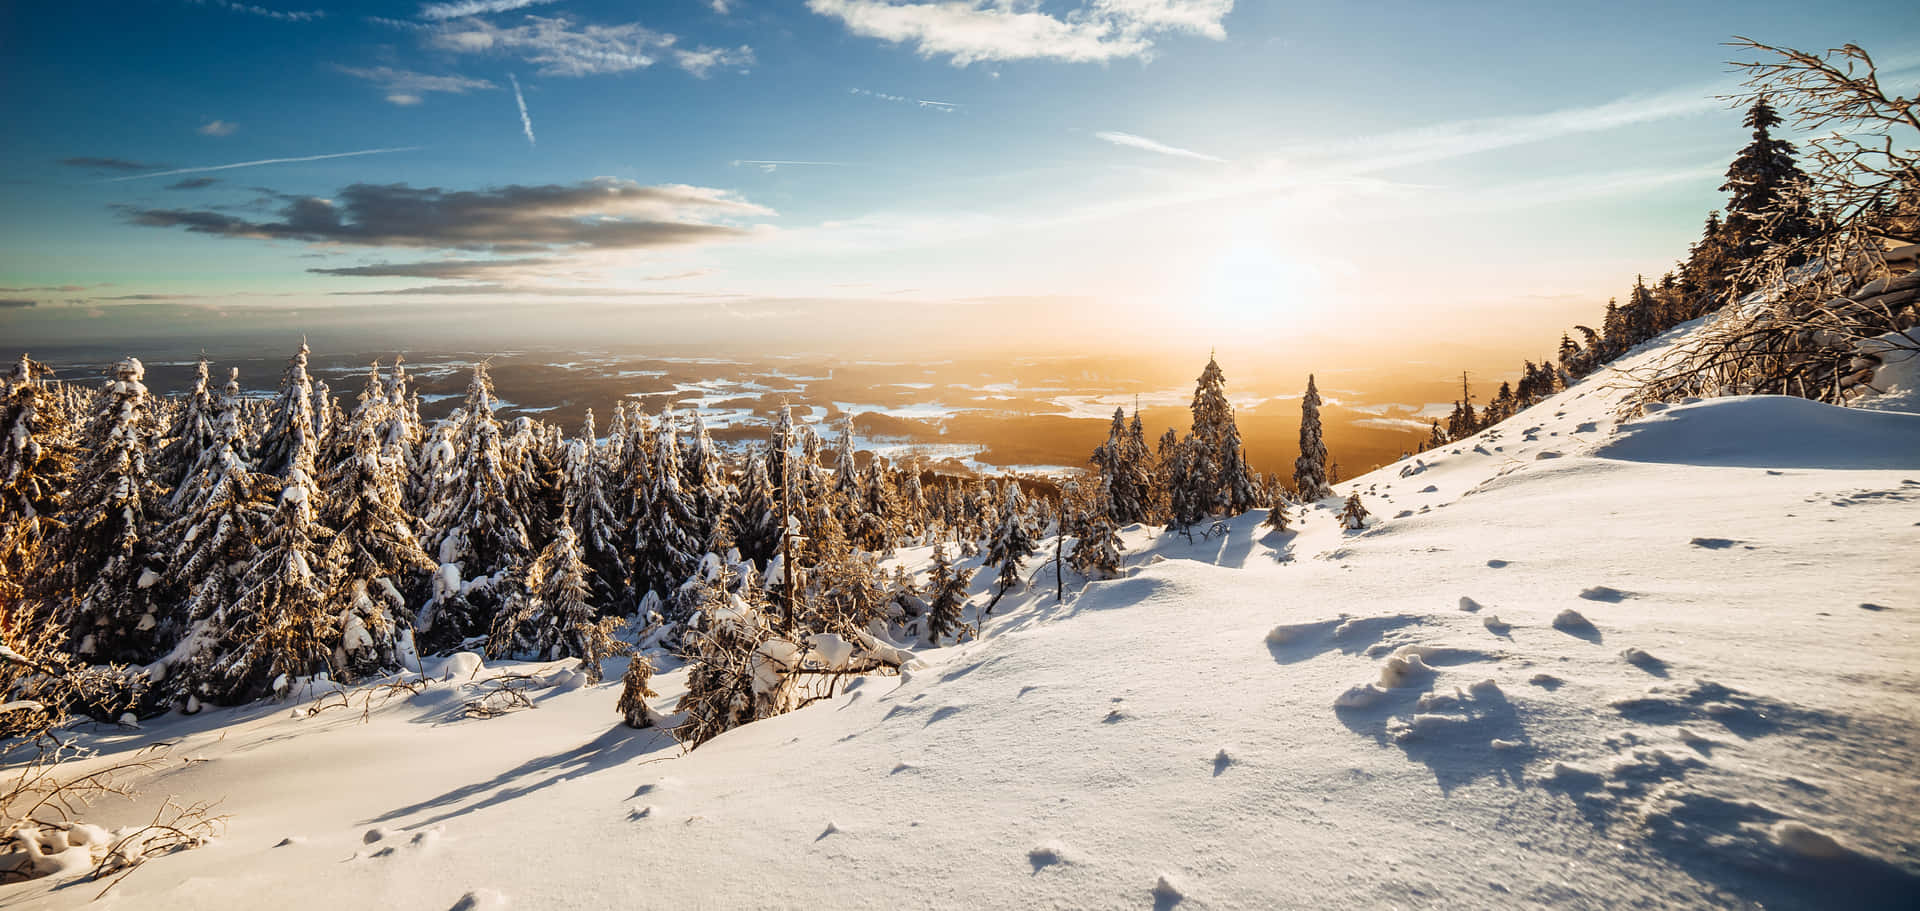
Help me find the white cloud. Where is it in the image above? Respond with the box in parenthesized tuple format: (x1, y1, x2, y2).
(1094, 130, 1223, 163)
(430, 14, 753, 78)
(336, 65, 496, 105)
(187, 0, 323, 23)
(806, 0, 1232, 65)
(510, 73, 536, 147)
(417, 0, 560, 22)
(198, 120, 238, 136)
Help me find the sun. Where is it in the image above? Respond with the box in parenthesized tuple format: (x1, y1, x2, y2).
(1191, 233, 1326, 334)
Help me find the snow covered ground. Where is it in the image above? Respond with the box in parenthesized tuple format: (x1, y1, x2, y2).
(7, 321, 1919, 910)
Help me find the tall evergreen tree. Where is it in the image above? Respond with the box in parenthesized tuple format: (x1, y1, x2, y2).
(60, 357, 170, 663)
(631, 405, 700, 605)
(159, 357, 218, 491)
(1721, 96, 1815, 275)
(0, 356, 77, 637)
(419, 365, 533, 648)
(322, 363, 436, 679)
(1091, 406, 1153, 526)
(195, 469, 335, 704)
(562, 410, 628, 610)
(161, 367, 270, 687)
(1293, 375, 1332, 501)
(1186, 354, 1260, 516)
(488, 520, 625, 680)
(983, 482, 1035, 611)
(256, 342, 320, 479)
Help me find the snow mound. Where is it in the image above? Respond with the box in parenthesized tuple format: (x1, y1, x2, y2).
(1595, 395, 1920, 469)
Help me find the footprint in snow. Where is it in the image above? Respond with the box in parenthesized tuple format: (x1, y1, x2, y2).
(1153, 874, 1187, 910)
(1553, 609, 1601, 642)
(1689, 537, 1749, 550)
(1621, 647, 1668, 676)
(448, 890, 507, 911)
(1859, 603, 1891, 612)
(1578, 586, 1633, 603)
(1028, 842, 1068, 872)
(1459, 596, 1484, 612)
(1486, 559, 1510, 568)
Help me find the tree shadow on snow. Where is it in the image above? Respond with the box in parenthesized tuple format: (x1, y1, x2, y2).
(362, 724, 677, 829)
(1259, 528, 1298, 563)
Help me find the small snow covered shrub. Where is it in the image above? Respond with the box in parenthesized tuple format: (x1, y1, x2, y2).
(1340, 494, 1370, 530)
(616, 656, 659, 729)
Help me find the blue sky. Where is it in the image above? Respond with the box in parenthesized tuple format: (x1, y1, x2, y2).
(2, 0, 1915, 354)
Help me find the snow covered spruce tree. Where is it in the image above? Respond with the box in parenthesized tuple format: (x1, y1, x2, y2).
(1293, 374, 1333, 501)
(320, 362, 436, 679)
(683, 409, 731, 548)
(1091, 406, 1154, 527)
(193, 467, 336, 704)
(158, 357, 217, 492)
(1261, 487, 1292, 532)
(0, 356, 77, 659)
(631, 405, 701, 613)
(0, 358, 75, 568)
(561, 410, 629, 610)
(1340, 493, 1370, 530)
(730, 447, 781, 566)
(983, 481, 1036, 612)
(58, 357, 171, 664)
(159, 368, 270, 692)
(488, 520, 628, 682)
(1188, 355, 1260, 516)
(419, 364, 534, 651)
(924, 541, 972, 646)
(255, 342, 321, 479)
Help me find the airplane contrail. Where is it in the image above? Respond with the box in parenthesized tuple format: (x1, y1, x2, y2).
(101, 146, 425, 182)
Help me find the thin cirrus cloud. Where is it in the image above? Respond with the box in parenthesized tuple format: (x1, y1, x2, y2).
(167, 177, 221, 190)
(806, 0, 1232, 66)
(509, 74, 536, 146)
(123, 177, 774, 253)
(732, 159, 849, 173)
(98, 147, 424, 183)
(336, 65, 496, 106)
(198, 120, 239, 136)
(429, 14, 754, 78)
(186, 0, 324, 23)
(1094, 130, 1225, 163)
(416, 0, 561, 22)
(308, 258, 554, 280)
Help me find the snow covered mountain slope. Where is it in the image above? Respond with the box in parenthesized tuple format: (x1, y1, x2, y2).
(8, 322, 1919, 910)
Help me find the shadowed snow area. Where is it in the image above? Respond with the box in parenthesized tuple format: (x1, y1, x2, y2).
(1594, 394, 1920, 469)
(7, 321, 1919, 910)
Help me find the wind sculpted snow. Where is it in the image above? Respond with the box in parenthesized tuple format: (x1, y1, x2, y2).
(6, 321, 1919, 910)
